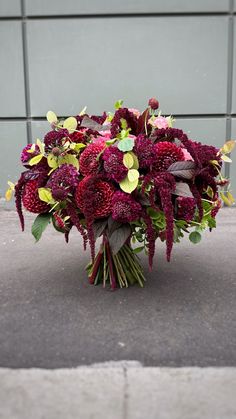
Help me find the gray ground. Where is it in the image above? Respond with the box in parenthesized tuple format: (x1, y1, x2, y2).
(0, 208, 236, 369)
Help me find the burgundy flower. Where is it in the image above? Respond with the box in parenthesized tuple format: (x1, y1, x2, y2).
(110, 107, 138, 138)
(75, 176, 115, 219)
(21, 144, 40, 164)
(176, 197, 196, 222)
(102, 146, 128, 182)
(47, 164, 79, 201)
(22, 180, 49, 214)
(134, 134, 156, 168)
(148, 97, 159, 110)
(44, 129, 69, 152)
(79, 140, 105, 176)
(112, 192, 142, 223)
(69, 130, 86, 143)
(153, 141, 185, 172)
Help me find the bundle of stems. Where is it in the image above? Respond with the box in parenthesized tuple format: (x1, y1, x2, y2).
(86, 235, 145, 289)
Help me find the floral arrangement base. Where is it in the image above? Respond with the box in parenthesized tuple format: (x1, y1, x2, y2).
(86, 238, 145, 289)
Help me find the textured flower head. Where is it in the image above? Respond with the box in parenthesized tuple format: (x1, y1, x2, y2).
(47, 164, 79, 201)
(153, 141, 185, 172)
(102, 146, 128, 182)
(134, 134, 156, 168)
(22, 180, 49, 214)
(112, 191, 142, 223)
(75, 176, 115, 219)
(176, 197, 196, 222)
(44, 129, 69, 152)
(79, 140, 105, 176)
(149, 116, 169, 130)
(110, 107, 138, 138)
(69, 130, 86, 143)
(21, 144, 40, 164)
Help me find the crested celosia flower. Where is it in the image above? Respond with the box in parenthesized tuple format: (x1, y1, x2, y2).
(79, 140, 105, 176)
(112, 192, 142, 223)
(47, 164, 79, 201)
(21, 144, 40, 163)
(110, 107, 138, 138)
(22, 180, 49, 214)
(134, 134, 156, 168)
(102, 146, 128, 182)
(44, 129, 69, 152)
(176, 197, 196, 222)
(153, 141, 185, 172)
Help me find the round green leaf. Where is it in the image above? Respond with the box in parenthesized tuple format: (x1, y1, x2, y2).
(189, 231, 201, 244)
(63, 117, 77, 134)
(123, 153, 134, 169)
(119, 176, 138, 193)
(46, 111, 57, 124)
(28, 154, 43, 166)
(128, 169, 139, 182)
(117, 138, 134, 152)
(38, 188, 53, 204)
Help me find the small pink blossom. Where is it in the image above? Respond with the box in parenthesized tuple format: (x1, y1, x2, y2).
(182, 148, 194, 161)
(128, 108, 140, 118)
(149, 116, 169, 129)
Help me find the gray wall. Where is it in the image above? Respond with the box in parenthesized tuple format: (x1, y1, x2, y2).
(0, 0, 236, 208)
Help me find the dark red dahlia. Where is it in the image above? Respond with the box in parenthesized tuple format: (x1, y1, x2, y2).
(69, 130, 86, 143)
(79, 140, 105, 176)
(75, 176, 115, 219)
(102, 146, 128, 182)
(112, 192, 142, 223)
(22, 180, 49, 213)
(44, 129, 69, 152)
(153, 141, 185, 172)
(47, 164, 79, 201)
(134, 134, 156, 168)
(21, 144, 40, 164)
(176, 197, 196, 222)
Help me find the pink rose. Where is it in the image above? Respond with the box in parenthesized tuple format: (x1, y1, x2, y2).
(182, 148, 194, 161)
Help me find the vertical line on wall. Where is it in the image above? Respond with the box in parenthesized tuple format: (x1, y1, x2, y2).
(20, 0, 32, 144)
(225, 0, 234, 180)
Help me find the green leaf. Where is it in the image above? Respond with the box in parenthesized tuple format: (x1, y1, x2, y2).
(128, 169, 139, 182)
(123, 152, 134, 169)
(63, 117, 77, 134)
(31, 213, 51, 242)
(221, 154, 232, 163)
(46, 111, 57, 124)
(119, 176, 138, 193)
(133, 246, 144, 254)
(73, 143, 86, 152)
(36, 138, 45, 154)
(28, 154, 43, 166)
(59, 154, 79, 170)
(117, 138, 134, 152)
(114, 99, 123, 110)
(189, 231, 201, 244)
(120, 118, 128, 130)
(47, 154, 58, 168)
(220, 140, 236, 154)
(129, 152, 139, 169)
(38, 188, 54, 204)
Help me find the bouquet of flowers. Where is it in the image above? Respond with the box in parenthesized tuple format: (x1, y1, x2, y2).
(7, 98, 235, 289)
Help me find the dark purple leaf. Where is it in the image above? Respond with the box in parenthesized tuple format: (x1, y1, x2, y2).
(107, 216, 122, 236)
(81, 116, 110, 132)
(167, 161, 196, 179)
(172, 182, 194, 198)
(108, 224, 131, 254)
(23, 170, 41, 180)
(92, 219, 108, 240)
(137, 108, 150, 135)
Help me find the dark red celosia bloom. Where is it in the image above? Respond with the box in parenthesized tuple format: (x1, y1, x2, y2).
(75, 176, 115, 260)
(102, 147, 128, 182)
(22, 180, 49, 214)
(69, 131, 86, 143)
(211, 199, 221, 218)
(44, 129, 69, 152)
(176, 197, 196, 222)
(142, 172, 176, 262)
(134, 135, 156, 168)
(47, 164, 79, 201)
(188, 182, 203, 221)
(21, 144, 40, 163)
(142, 210, 157, 269)
(153, 141, 185, 172)
(110, 108, 138, 138)
(112, 192, 142, 223)
(66, 202, 88, 250)
(79, 140, 105, 176)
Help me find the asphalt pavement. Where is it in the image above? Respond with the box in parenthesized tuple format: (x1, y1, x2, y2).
(0, 208, 236, 368)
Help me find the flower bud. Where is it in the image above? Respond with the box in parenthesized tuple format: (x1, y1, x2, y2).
(148, 97, 159, 110)
(52, 147, 61, 156)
